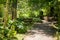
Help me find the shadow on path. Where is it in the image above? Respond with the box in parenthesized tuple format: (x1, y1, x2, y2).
(23, 23, 56, 40)
(30, 23, 56, 37)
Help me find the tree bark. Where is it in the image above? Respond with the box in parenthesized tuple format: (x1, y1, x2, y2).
(57, 0, 60, 28)
(11, 0, 17, 20)
(57, 0, 60, 40)
(4, 0, 10, 27)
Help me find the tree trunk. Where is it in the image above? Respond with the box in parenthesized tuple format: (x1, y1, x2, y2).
(11, 0, 17, 20)
(57, 0, 60, 28)
(4, 0, 10, 27)
(57, 0, 60, 40)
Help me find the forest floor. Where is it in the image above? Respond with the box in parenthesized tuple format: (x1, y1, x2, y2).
(16, 20, 57, 40)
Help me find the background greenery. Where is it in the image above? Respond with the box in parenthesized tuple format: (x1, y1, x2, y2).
(0, 0, 60, 40)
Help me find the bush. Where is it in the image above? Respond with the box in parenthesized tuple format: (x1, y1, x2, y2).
(32, 18, 42, 22)
(0, 27, 17, 40)
(7, 19, 28, 34)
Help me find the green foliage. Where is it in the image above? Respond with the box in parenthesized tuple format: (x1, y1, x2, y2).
(16, 19, 32, 33)
(17, 0, 58, 19)
(33, 18, 41, 22)
(7, 19, 28, 34)
(0, 0, 6, 4)
(0, 19, 17, 40)
(0, 0, 60, 40)
(17, 0, 40, 18)
(0, 27, 17, 40)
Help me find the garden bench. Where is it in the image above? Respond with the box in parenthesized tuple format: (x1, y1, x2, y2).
(23, 18, 33, 22)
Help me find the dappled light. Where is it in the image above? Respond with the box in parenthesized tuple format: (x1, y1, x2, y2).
(0, 0, 60, 40)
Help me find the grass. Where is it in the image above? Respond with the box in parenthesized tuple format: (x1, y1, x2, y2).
(54, 31, 60, 40)
(16, 34, 25, 40)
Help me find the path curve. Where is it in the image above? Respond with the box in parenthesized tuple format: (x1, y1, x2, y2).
(23, 22, 56, 40)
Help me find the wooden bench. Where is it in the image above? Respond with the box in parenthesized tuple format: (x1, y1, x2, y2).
(23, 18, 32, 22)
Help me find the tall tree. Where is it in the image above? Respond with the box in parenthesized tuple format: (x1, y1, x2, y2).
(58, 0, 60, 28)
(11, 0, 17, 20)
(4, 0, 10, 27)
(55, 0, 60, 40)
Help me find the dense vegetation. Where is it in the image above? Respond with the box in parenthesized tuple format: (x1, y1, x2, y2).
(0, 0, 60, 40)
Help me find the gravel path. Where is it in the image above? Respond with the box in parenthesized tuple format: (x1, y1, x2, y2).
(23, 22, 56, 40)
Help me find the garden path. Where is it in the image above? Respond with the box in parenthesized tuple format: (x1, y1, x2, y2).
(23, 21, 56, 40)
